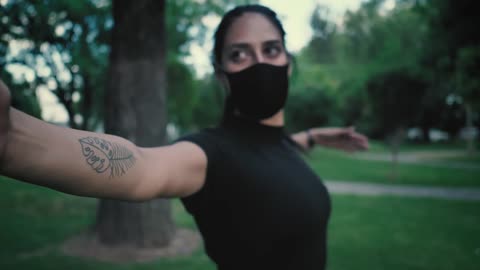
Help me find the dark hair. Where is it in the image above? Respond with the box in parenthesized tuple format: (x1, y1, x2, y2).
(212, 4, 287, 68)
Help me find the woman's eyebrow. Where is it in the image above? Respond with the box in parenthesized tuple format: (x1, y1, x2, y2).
(226, 39, 282, 50)
(225, 43, 251, 50)
(262, 40, 282, 46)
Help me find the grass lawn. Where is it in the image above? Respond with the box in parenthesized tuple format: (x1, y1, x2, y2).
(0, 179, 215, 270)
(365, 140, 472, 153)
(328, 195, 480, 270)
(441, 154, 480, 164)
(307, 145, 480, 187)
(1, 177, 480, 270)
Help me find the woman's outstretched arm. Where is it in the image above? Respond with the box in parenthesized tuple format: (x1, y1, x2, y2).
(0, 80, 206, 201)
(291, 127, 369, 152)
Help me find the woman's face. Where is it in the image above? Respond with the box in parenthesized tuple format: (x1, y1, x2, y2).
(220, 12, 289, 73)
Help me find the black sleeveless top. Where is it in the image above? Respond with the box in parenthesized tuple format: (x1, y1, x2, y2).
(177, 115, 331, 270)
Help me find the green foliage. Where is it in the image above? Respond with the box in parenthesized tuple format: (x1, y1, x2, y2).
(190, 75, 224, 130)
(166, 55, 198, 132)
(293, 0, 480, 140)
(166, 0, 258, 55)
(286, 82, 338, 132)
(1, 0, 259, 132)
(419, 0, 480, 129)
(1, 0, 110, 130)
(1, 70, 42, 118)
(303, 4, 337, 64)
(295, 0, 430, 137)
(286, 55, 343, 131)
(10, 86, 42, 118)
(454, 46, 480, 108)
(365, 69, 427, 137)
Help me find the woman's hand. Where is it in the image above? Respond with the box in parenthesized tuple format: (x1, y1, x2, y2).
(0, 80, 11, 164)
(309, 127, 369, 152)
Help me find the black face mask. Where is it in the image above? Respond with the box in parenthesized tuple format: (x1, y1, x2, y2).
(223, 63, 289, 120)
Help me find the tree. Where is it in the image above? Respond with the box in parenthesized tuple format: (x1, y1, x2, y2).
(419, 0, 480, 151)
(454, 46, 480, 153)
(94, 0, 173, 249)
(0, 70, 42, 118)
(285, 86, 337, 132)
(0, 0, 110, 130)
(366, 69, 427, 178)
(190, 74, 225, 129)
(303, 4, 337, 64)
(296, 0, 434, 134)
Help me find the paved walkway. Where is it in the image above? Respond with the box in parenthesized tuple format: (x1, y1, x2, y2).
(353, 150, 480, 170)
(324, 180, 480, 201)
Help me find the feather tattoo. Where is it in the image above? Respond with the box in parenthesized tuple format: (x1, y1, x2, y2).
(78, 137, 136, 178)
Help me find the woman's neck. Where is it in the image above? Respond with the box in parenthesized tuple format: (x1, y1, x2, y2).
(260, 110, 284, 127)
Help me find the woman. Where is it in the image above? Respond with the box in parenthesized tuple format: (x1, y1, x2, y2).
(0, 4, 368, 270)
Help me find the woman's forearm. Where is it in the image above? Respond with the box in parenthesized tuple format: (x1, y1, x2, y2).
(0, 108, 155, 201)
(291, 127, 369, 152)
(291, 131, 311, 150)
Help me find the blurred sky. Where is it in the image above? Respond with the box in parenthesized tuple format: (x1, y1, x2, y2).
(261, 0, 363, 51)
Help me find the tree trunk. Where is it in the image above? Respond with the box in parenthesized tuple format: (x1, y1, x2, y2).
(95, 0, 174, 248)
(388, 127, 405, 181)
(464, 103, 476, 155)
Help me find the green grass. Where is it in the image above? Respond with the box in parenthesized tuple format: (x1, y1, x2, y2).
(328, 195, 480, 270)
(307, 147, 480, 187)
(0, 179, 215, 270)
(440, 154, 480, 164)
(1, 179, 479, 270)
(366, 140, 471, 153)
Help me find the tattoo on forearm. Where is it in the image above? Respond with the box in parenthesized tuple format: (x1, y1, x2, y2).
(78, 137, 136, 178)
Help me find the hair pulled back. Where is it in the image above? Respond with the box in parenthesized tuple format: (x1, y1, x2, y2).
(212, 4, 287, 68)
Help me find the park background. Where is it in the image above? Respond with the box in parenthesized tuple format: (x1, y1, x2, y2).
(0, 0, 479, 269)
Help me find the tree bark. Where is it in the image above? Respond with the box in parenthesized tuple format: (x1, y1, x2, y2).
(94, 0, 174, 248)
(388, 127, 405, 181)
(464, 103, 476, 155)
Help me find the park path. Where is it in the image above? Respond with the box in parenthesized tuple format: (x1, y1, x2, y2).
(353, 150, 480, 170)
(322, 150, 480, 201)
(324, 180, 480, 201)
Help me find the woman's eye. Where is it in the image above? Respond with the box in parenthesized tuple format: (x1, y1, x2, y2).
(229, 50, 248, 63)
(264, 46, 281, 57)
